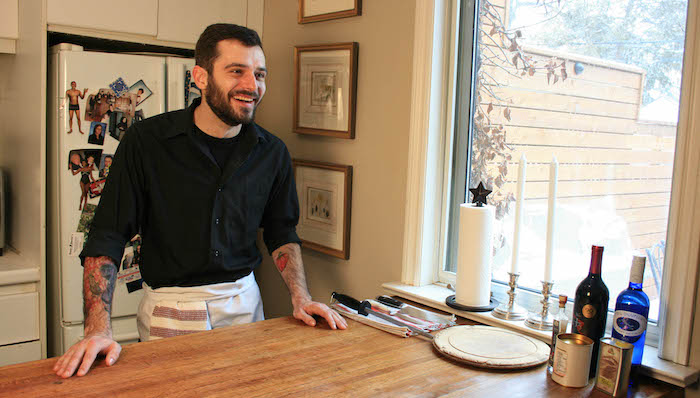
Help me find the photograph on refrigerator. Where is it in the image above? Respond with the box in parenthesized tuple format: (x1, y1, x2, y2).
(76, 203, 97, 235)
(184, 69, 201, 107)
(99, 154, 113, 178)
(84, 88, 116, 122)
(65, 80, 88, 134)
(109, 111, 132, 141)
(129, 79, 153, 106)
(118, 235, 144, 293)
(68, 149, 102, 211)
(87, 122, 106, 145)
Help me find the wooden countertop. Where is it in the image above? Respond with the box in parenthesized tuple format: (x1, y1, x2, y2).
(0, 317, 682, 397)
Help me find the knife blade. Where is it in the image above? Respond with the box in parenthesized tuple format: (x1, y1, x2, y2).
(332, 292, 434, 340)
(376, 295, 455, 325)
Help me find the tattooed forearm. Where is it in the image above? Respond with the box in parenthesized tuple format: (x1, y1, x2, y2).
(82, 256, 117, 336)
(100, 264, 117, 312)
(274, 252, 289, 273)
(272, 243, 312, 304)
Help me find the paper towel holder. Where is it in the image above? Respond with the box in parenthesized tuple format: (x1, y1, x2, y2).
(445, 294, 498, 312)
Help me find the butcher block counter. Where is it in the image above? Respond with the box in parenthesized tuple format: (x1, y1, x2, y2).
(0, 316, 682, 397)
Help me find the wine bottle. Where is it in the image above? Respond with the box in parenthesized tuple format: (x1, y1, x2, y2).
(611, 256, 650, 367)
(573, 245, 610, 378)
(547, 294, 569, 374)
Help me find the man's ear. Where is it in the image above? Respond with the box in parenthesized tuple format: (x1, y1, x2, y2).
(192, 65, 208, 91)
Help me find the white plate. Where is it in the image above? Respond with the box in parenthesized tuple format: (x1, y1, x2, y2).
(433, 325, 549, 369)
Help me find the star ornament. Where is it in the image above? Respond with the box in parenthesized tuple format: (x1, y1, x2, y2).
(469, 182, 492, 207)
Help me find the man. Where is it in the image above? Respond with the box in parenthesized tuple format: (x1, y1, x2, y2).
(65, 81, 88, 134)
(54, 24, 347, 379)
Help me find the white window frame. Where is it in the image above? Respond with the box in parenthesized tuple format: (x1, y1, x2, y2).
(401, 0, 700, 367)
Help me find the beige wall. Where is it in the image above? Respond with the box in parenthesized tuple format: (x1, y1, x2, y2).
(0, 0, 45, 267)
(254, 0, 415, 318)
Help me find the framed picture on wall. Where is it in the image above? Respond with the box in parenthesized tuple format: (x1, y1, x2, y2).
(298, 0, 362, 24)
(293, 159, 353, 259)
(294, 42, 358, 139)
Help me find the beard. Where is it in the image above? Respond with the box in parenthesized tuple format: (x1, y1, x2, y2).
(205, 74, 258, 126)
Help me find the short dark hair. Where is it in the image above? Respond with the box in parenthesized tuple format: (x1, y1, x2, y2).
(195, 23, 262, 73)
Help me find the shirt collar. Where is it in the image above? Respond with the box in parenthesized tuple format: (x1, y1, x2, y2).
(165, 97, 267, 143)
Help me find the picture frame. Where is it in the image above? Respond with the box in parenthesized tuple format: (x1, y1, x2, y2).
(298, 0, 362, 24)
(294, 42, 358, 139)
(293, 159, 353, 259)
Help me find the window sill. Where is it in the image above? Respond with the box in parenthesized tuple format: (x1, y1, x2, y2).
(382, 281, 699, 388)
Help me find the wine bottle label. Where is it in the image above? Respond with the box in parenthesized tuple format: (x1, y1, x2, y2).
(612, 310, 647, 337)
(582, 304, 597, 318)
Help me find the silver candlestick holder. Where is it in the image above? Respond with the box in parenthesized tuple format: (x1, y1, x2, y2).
(492, 272, 527, 320)
(525, 280, 554, 330)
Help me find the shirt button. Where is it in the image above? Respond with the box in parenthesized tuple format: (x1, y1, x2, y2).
(217, 186, 223, 192)
(215, 218, 220, 225)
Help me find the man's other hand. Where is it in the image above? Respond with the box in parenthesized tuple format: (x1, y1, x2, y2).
(53, 333, 121, 378)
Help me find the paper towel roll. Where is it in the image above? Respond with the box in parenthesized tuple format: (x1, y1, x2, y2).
(455, 203, 495, 307)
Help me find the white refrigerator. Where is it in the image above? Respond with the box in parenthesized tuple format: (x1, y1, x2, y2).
(47, 44, 198, 356)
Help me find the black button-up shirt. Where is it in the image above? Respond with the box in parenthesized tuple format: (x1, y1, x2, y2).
(80, 98, 301, 288)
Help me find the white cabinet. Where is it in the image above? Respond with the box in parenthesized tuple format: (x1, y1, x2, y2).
(0, 0, 18, 39)
(0, 0, 18, 53)
(0, 251, 42, 366)
(157, 0, 247, 44)
(46, 0, 264, 46)
(47, 0, 158, 36)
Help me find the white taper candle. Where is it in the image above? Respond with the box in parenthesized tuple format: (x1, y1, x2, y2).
(511, 154, 527, 274)
(544, 157, 558, 282)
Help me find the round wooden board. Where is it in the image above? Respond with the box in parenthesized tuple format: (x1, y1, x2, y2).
(433, 325, 549, 369)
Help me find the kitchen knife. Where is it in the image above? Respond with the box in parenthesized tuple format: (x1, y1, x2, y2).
(332, 292, 434, 340)
(376, 295, 455, 325)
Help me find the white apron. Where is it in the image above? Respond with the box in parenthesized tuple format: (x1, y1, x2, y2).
(136, 272, 264, 341)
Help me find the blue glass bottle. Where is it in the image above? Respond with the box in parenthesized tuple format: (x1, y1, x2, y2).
(611, 256, 650, 366)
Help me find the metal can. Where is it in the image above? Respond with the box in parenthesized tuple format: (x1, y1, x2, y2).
(551, 333, 594, 387)
(595, 338, 634, 397)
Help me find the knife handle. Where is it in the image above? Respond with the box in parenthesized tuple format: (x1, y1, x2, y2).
(331, 292, 370, 315)
(376, 295, 404, 309)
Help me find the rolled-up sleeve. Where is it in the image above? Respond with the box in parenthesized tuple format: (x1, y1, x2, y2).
(80, 127, 145, 265)
(261, 147, 301, 255)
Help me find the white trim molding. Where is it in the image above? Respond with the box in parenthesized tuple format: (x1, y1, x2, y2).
(401, 0, 459, 286)
(657, 0, 700, 366)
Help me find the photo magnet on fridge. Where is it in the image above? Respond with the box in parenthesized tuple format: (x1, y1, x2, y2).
(129, 79, 153, 106)
(99, 154, 113, 179)
(88, 178, 106, 199)
(88, 122, 107, 145)
(118, 235, 144, 293)
(109, 77, 130, 97)
(68, 149, 102, 211)
(185, 70, 201, 107)
(109, 111, 132, 142)
(76, 203, 97, 236)
(65, 80, 88, 134)
(84, 88, 117, 122)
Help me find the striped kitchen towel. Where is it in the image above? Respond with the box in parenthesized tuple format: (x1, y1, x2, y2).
(148, 301, 209, 340)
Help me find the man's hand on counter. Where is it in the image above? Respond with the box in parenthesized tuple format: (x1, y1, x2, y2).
(54, 256, 120, 378)
(53, 333, 121, 378)
(293, 299, 348, 330)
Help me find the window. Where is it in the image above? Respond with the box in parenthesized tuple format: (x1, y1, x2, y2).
(400, 0, 700, 366)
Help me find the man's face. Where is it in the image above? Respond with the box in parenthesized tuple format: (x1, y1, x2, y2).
(204, 39, 267, 126)
(71, 82, 76, 89)
(104, 157, 112, 167)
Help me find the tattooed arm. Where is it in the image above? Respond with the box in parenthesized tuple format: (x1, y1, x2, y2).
(54, 256, 122, 378)
(272, 243, 347, 330)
